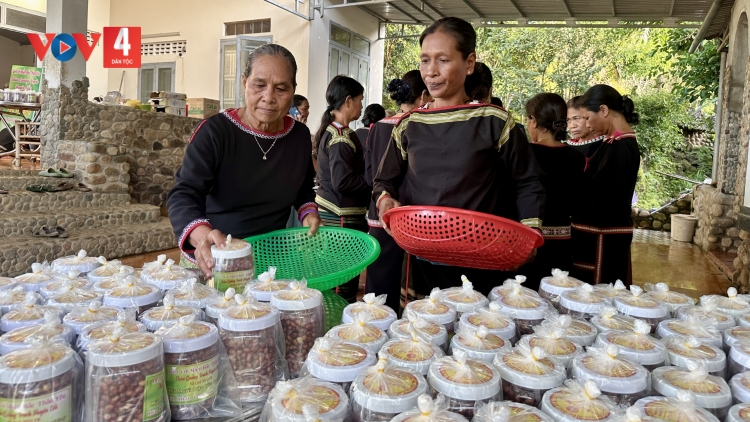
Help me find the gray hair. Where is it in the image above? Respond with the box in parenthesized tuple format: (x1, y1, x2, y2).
(243, 43, 298, 88)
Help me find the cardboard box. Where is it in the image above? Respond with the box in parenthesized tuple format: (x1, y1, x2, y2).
(187, 98, 220, 119)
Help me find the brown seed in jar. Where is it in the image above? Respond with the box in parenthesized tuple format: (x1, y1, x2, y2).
(91, 355, 165, 421)
(220, 326, 279, 401)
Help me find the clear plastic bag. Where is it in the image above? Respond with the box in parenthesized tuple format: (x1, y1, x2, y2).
(381, 326, 446, 375)
(342, 292, 398, 331)
(0, 286, 38, 314)
(725, 326, 750, 353)
(634, 390, 722, 422)
(405, 288, 458, 335)
(678, 303, 737, 331)
(85, 328, 170, 421)
(218, 294, 286, 403)
(210, 234, 255, 293)
(350, 357, 428, 422)
(100, 279, 161, 316)
(656, 315, 722, 349)
(243, 266, 290, 303)
(0, 312, 74, 354)
(390, 308, 449, 351)
(729, 371, 750, 404)
(0, 291, 62, 333)
(91, 272, 133, 295)
(52, 249, 101, 275)
(141, 257, 193, 291)
(325, 311, 388, 354)
(643, 282, 694, 317)
(139, 293, 204, 332)
(494, 282, 553, 337)
(302, 337, 375, 392)
(593, 279, 630, 300)
(77, 309, 146, 353)
(62, 301, 120, 335)
(168, 278, 218, 310)
(591, 306, 637, 334)
(729, 339, 750, 378)
(205, 287, 236, 326)
(613, 286, 669, 333)
(458, 302, 517, 344)
(489, 275, 539, 303)
(259, 376, 351, 422)
(450, 324, 511, 363)
(13, 262, 55, 292)
(440, 275, 489, 317)
(559, 284, 611, 321)
(541, 379, 618, 422)
(726, 403, 750, 422)
(569, 344, 651, 406)
(40, 270, 90, 299)
(86, 256, 135, 283)
(0, 277, 16, 292)
(492, 337, 566, 408)
(596, 319, 667, 371)
(155, 315, 242, 419)
(45, 280, 102, 314)
(271, 280, 325, 378)
(652, 360, 732, 420)
(427, 349, 502, 419)
(737, 314, 750, 328)
(700, 288, 750, 320)
(472, 400, 554, 422)
(545, 314, 598, 346)
(0, 340, 84, 421)
(663, 335, 727, 379)
(390, 394, 470, 422)
(539, 269, 583, 308)
(524, 320, 583, 368)
(608, 406, 662, 422)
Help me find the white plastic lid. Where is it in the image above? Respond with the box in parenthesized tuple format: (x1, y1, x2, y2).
(0, 277, 17, 291)
(635, 394, 722, 422)
(730, 372, 750, 404)
(496, 293, 549, 320)
(62, 303, 120, 334)
(0, 293, 62, 333)
(86, 257, 135, 283)
(87, 330, 163, 367)
(700, 288, 750, 318)
(428, 350, 501, 401)
(140, 258, 193, 289)
(325, 313, 388, 354)
(306, 338, 376, 383)
(540, 381, 615, 422)
(492, 341, 567, 389)
(210, 235, 252, 259)
(730, 342, 750, 369)
(539, 269, 583, 297)
(245, 280, 291, 302)
(0, 343, 75, 383)
(652, 365, 732, 410)
(592, 280, 631, 299)
(738, 314, 750, 328)
(450, 328, 510, 363)
(138, 294, 203, 332)
(217, 295, 280, 332)
(678, 306, 736, 331)
(270, 280, 323, 311)
(614, 286, 668, 319)
(559, 285, 610, 315)
(643, 282, 693, 311)
(527, 331, 583, 368)
(458, 302, 517, 341)
(204, 288, 237, 319)
(570, 346, 650, 394)
(380, 337, 445, 376)
(439, 276, 489, 314)
(405, 289, 457, 325)
(565, 318, 598, 346)
(0, 319, 75, 355)
(489, 276, 539, 302)
(664, 336, 726, 373)
(595, 330, 666, 366)
(13, 263, 54, 291)
(656, 319, 723, 348)
(725, 326, 750, 350)
(157, 317, 219, 354)
(480, 401, 554, 422)
(388, 317, 448, 349)
(52, 249, 101, 273)
(168, 279, 217, 309)
(727, 403, 750, 422)
(342, 293, 398, 330)
(351, 362, 428, 413)
(79, 319, 146, 350)
(269, 379, 349, 422)
(103, 282, 162, 308)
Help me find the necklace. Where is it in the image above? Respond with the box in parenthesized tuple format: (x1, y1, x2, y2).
(241, 108, 281, 161)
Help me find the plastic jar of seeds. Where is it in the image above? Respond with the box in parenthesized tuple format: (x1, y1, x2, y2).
(0, 277, 16, 292)
(205, 288, 236, 326)
(325, 311, 388, 354)
(593, 279, 631, 300)
(342, 292, 398, 331)
(40, 271, 90, 299)
(0, 313, 74, 354)
(525, 322, 582, 368)
(590, 306, 637, 334)
(0, 341, 83, 420)
(0, 291, 62, 333)
(350, 359, 428, 422)
(458, 302, 517, 345)
(270, 280, 325, 378)
(652, 361, 732, 420)
(545, 314, 598, 347)
(657, 316, 723, 348)
(664, 335, 727, 379)
(541, 380, 617, 422)
(156, 315, 222, 419)
(613, 286, 669, 333)
(85, 329, 169, 421)
(303, 337, 376, 392)
(539, 269, 582, 308)
(244, 267, 289, 302)
(489, 276, 539, 303)
(729, 340, 750, 378)
(404, 288, 457, 335)
(77, 310, 146, 353)
(595, 319, 667, 371)
(727, 403, 750, 422)
(493, 338, 566, 407)
(46, 281, 102, 315)
(211, 235, 255, 293)
(440, 276, 489, 318)
(730, 371, 750, 403)
(495, 284, 551, 337)
(141, 258, 194, 291)
(0, 286, 38, 313)
(390, 394, 470, 422)
(103, 280, 162, 316)
(643, 282, 693, 317)
(725, 326, 750, 352)
(380, 329, 445, 376)
(389, 309, 449, 351)
(634, 390, 721, 422)
(169, 278, 217, 311)
(570, 344, 650, 406)
(139, 293, 203, 332)
(62, 302, 119, 336)
(52, 249, 101, 275)
(559, 284, 611, 321)
(13, 263, 54, 292)
(450, 325, 511, 363)
(218, 294, 284, 402)
(472, 401, 554, 422)
(261, 376, 351, 422)
(678, 304, 737, 331)
(701, 288, 750, 321)
(86, 257, 135, 284)
(428, 350, 502, 420)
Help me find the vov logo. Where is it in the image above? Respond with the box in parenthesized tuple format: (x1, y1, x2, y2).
(27, 27, 141, 68)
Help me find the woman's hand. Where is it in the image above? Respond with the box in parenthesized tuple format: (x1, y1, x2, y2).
(378, 197, 402, 235)
(302, 212, 322, 236)
(188, 226, 227, 279)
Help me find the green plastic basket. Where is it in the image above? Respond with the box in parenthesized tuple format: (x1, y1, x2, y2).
(245, 227, 380, 291)
(321, 289, 350, 331)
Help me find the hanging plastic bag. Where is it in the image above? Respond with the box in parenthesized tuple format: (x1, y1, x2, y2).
(86, 256, 135, 283)
(243, 266, 290, 302)
(540, 379, 618, 421)
(342, 292, 398, 330)
(596, 319, 668, 370)
(380, 325, 445, 375)
(559, 283, 611, 321)
(78, 309, 146, 353)
(700, 287, 750, 320)
(52, 249, 101, 274)
(450, 324, 511, 363)
(139, 293, 203, 332)
(62, 301, 120, 335)
(302, 336, 376, 392)
(545, 314, 598, 346)
(0, 291, 62, 333)
(652, 360, 732, 419)
(0, 311, 74, 354)
(643, 282, 694, 316)
(472, 401, 554, 422)
(458, 301, 517, 344)
(494, 281, 553, 337)
(539, 268, 583, 307)
(613, 285, 669, 333)
(591, 306, 637, 334)
(663, 335, 727, 379)
(205, 287, 236, 326)
(525, 319, 582, 368)
(489, 275, 539, 302)
(0, 285, 38, 313)
(41, 270, 90, 299)
(325, 310, 388, 354)
(634, 389, 723, 422)
(405, 288, 458, 335)
(168, 278, 218, 310)
(657, 314, 722, 348)
(141, 257, 193, 291)
(678, 302, 736, 330)
(390, 394, 470, 422)
(12, 262, 54, 291)
(593, 279, 630, 300)
(570, 344, 650, 406)
(440, 275, 489, 317)
(258, 376, 350, 422)
(46, 280, 102, 314)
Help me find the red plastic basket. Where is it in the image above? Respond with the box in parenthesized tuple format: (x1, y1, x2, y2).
(382, 206, 544, 270)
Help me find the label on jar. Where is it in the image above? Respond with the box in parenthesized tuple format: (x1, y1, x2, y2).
(438, 361, 494, 385)
(581, 355, 637, 378)
(363, 370, 419, 395)
(143, 371, 166, 421)
(606, 333, 656, 351)
(166, 355, 220, 405)
(661, 370, 721, 394)
(549, 390, 610, 420)
(529, 337, 577, 355)
(213, 270, 254, 293)
(509, 405, 544, 422)
(668, 343, 717, 359)
(643, 400, 688, 421)
(467, 314, 510, 330)
(0, 385, 71, 421)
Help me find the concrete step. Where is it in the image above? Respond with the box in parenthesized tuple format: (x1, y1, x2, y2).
(0, 204, 162, 237)
(0, 175, 73, 190)
(0, 170, 42, 177)
(0, 190, 131, 213)
(0, 217, 177, 277)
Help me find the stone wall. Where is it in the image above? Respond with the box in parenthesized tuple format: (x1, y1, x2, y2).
(693, 184, 741, 252)
(717, 65, 743, 195)
(40, 78, 199, 205)
(632, 193, 693, 231)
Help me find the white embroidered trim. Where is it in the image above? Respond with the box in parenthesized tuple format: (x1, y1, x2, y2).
(565, 135, 606, 146)
(222, 110, 295, 140)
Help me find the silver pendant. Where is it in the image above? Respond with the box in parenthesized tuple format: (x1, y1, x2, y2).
(263, 155, 267, 160)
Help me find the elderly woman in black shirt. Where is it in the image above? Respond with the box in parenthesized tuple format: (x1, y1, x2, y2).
(167, 44, 320, 278)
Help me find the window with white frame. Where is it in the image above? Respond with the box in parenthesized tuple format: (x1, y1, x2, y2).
(328, 23, 371, 110)
(138, 63, 175, 103)
(220, 36, 271, 109)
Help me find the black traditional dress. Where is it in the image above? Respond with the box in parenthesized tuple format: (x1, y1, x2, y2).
(373, 102, 545, 296)
(316, 122, 370, 303)
(167, 110, 317, 264)
(354, 126, 370, 151)
(571, 131, 640, 285)
(518, 144, 586, 290)
(564, 135, 606, 158)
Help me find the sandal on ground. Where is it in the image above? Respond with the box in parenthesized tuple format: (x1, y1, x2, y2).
(39, 168, 61, 177)
(56, 182, 74, 191)
(74, 183, 91, 192)
(56, 168, 74, 178)
(31, 226, 59, 237)
(0, 188, 7, 194)
(55, 226, 68, 238)
(41, 185, 59, 192)
(25, 185, 44, 193)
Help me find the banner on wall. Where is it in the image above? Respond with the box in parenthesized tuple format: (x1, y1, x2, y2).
(8, 65, 43, 91)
